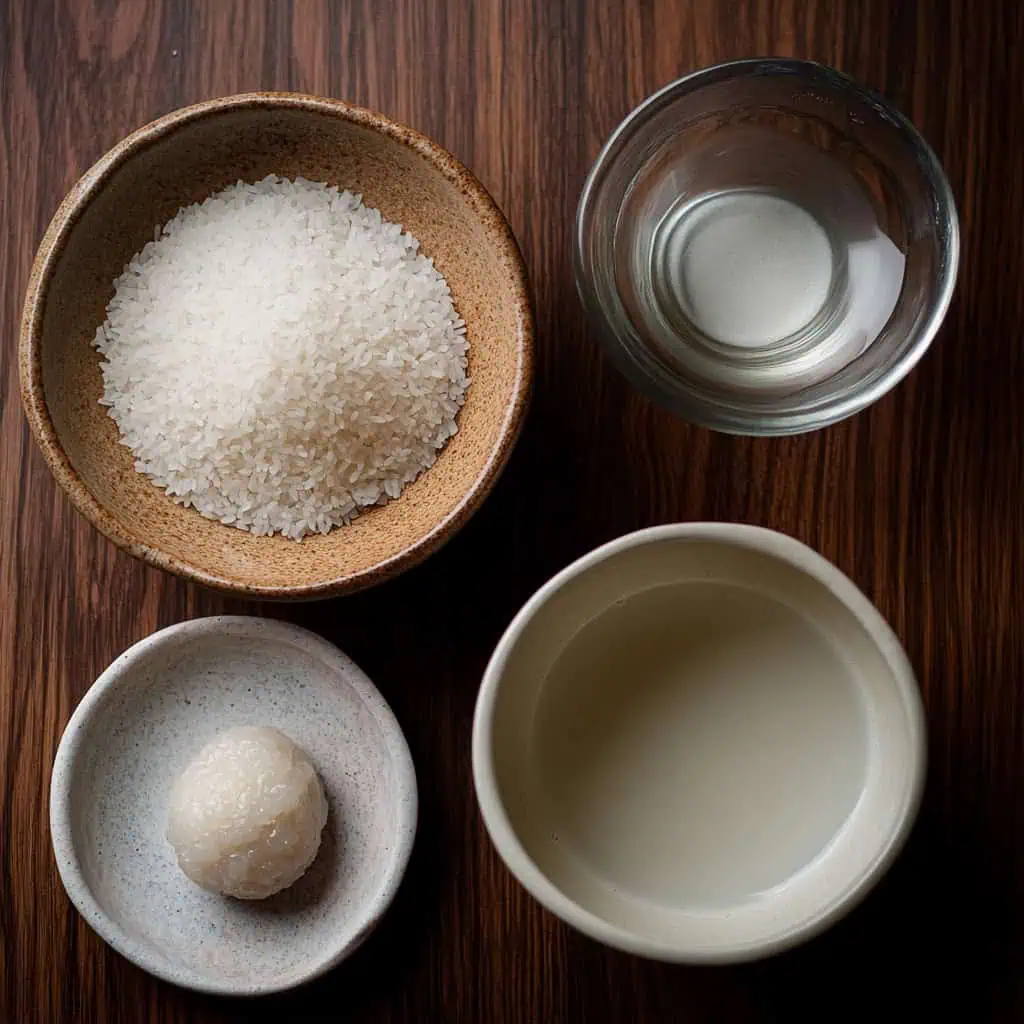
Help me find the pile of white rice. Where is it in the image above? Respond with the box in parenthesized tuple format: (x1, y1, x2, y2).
(93, 175, 469, 540)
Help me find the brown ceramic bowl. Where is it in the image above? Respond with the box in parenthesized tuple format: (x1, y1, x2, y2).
(20, 93, 533, 599)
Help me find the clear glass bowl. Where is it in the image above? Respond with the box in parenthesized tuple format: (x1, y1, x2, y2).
(574, 59, 959, 435)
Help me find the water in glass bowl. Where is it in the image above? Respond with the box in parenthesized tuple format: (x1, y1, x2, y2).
(616, 124, 906, 396)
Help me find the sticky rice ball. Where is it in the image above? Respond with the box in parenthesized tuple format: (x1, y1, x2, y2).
(166, 726, 328, 899)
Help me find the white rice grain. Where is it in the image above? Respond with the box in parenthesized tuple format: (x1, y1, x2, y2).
(93, 175, 469, 540)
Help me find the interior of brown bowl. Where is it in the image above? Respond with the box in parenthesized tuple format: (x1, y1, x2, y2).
(26, 97, 531, 597)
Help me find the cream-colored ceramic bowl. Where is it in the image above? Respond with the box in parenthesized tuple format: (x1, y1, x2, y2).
(473, 524, 925, 962)
(20, 93, 532, 599)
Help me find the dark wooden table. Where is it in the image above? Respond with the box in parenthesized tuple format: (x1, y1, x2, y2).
(3, 1, 1023, 1020)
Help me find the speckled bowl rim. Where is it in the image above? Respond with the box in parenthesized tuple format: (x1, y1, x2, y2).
(19, 92, 534, 600)
(473, 523, 927, 963)
(49, 616, 419, 996)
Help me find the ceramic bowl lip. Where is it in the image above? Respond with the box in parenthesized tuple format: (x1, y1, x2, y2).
(49, 615, 419, 996)
(472, 522, 927, 963)
(19, 91, 534, 600)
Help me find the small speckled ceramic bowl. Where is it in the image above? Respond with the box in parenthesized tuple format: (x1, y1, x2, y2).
(49, 616, 417, 995)
(20, 93, 533, 599)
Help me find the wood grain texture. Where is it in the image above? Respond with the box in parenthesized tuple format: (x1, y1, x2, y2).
(1, 0, 1023, 1020)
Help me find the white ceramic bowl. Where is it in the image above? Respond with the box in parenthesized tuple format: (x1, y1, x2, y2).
(50, 617, 417, 995)
(472, 524, 925, 962)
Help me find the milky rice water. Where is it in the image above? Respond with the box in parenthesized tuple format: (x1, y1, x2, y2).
(93, 175, 469, 541)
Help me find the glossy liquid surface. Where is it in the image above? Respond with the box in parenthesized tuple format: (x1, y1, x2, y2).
(533, 581, 869, 908)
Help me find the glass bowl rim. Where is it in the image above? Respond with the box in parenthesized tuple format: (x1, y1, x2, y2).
(574, 57, 960, 436)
